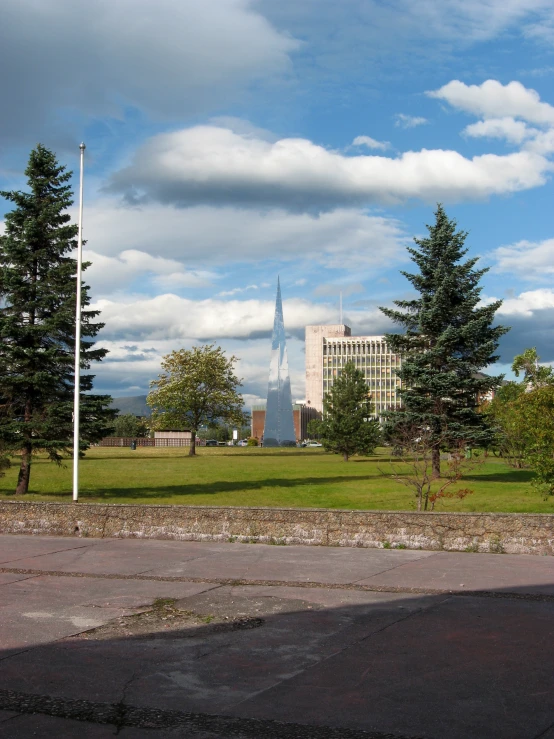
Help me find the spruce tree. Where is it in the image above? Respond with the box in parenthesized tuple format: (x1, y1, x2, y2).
(0, 145, 114, 494)
(315, 362, 380, 461)
(380, 205, 508, 477)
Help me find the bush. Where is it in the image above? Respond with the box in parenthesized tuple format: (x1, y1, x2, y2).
(247, 437, 258, 446)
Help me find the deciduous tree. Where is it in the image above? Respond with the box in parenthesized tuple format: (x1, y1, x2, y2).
(147, 345, 245, 456)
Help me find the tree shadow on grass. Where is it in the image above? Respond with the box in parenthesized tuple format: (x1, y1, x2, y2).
(464, 469, 535, 483)
(4, 474, 380, 502)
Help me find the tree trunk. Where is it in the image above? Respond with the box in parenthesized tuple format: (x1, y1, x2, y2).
(343, 451, 349, 462)
(16, 443, 32, 495)
(189, 430, 196, 456)
(432, 447, 441, 478)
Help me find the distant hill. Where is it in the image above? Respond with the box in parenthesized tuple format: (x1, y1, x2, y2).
(110, 395, 151, 417)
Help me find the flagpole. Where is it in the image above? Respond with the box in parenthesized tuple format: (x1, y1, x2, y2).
(73, 142, 85, 502)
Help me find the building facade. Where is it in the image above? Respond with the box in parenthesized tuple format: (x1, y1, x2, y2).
(305, 324, 403, 418)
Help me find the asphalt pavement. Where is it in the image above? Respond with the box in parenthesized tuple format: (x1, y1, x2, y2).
(0, 534, 553, 738)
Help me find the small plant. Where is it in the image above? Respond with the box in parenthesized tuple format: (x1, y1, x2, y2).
(464, 542, 480, 553)
(488, 535, 504, 554)
(394, 543, 407, 549)
(382, 540, 392, 549)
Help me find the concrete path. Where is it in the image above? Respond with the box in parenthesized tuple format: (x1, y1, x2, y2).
(0, 534, 553, 738)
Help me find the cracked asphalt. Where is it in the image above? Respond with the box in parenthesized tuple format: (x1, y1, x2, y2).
(0, 534, 553, 738)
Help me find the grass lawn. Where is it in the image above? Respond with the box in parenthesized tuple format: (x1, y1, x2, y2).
(0, 446, 551, 513)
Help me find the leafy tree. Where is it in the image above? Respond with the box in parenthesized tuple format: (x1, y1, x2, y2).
(512, 347, 554, 389)
(111, 413, 149, 438)
(513, 385, 554, 497)
(484, 382, 527, 468)
(380, 204, 508, 477)
(147, 344, 246, 456)
(0, 145, 114, 494)
(316, 362, 380, 461)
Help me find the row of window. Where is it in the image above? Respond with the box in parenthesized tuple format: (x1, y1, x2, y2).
(323, 341, 398, 357)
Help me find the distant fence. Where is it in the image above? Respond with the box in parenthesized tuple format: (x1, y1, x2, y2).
(99, 437, 200, 447)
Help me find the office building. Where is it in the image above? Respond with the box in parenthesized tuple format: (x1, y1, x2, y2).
(305, 324, 403, 418)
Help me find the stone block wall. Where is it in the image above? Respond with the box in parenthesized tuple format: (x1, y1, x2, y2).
(0, 502, 553, 555)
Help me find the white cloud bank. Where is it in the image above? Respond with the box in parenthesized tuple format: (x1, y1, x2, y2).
(83, 201, 410, 274)
(107, 124, 550, 209)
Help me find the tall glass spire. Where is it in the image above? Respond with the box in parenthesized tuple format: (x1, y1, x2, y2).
(263, 278, 296, 447)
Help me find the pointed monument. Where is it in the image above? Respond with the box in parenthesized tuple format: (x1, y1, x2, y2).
(263, 278, 296, 447)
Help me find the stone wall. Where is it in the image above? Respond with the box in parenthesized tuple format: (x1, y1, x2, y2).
(1, 502, 553, 555)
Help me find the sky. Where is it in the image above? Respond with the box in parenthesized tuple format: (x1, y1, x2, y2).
(0, 0, 553, 407)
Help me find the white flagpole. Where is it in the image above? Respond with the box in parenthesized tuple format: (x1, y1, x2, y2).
(73, 143, 85, 503)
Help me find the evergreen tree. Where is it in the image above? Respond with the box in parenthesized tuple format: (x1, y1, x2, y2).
(0, 145, 114, 494)
(316, 362, 380, 461)
(380, 205, 508, 477)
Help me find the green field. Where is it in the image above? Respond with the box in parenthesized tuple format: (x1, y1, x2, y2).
(0, 446, 550, 513)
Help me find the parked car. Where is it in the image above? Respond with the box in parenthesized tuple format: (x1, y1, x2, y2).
(237, 439, 248, 446)
(205, 439, 218, 447)
(306, 441, 323, 447)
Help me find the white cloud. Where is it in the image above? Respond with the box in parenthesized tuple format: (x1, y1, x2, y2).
(463, 117, 539, 144)
(493, 238, 554, 280)
(83, 200, 410, 273)
(83, 249, 216, 296)
(107, 123, 551, 209)
(93, 294, 344, 341)
(428, 80, 554, 125)
(218, 285, 259, 297)
(394, 114, 429, 129)
(352, 135, 390, 150)
(495, 288, 554, 317)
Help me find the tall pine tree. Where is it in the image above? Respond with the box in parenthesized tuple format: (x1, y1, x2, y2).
(0, 145, 114, 494)
(380, 205, 508, 477)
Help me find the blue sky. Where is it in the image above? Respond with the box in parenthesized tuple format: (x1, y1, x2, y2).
(1, 0, 553, 405)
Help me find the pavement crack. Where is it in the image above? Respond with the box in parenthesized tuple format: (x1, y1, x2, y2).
(0, 566, 552, 602)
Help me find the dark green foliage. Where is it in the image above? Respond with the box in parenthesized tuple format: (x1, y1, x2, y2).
(110, 413, 150, 438)
(0, 145, 114, 493)
(380, 205, 508, 476)
(317, 362, 380, 461)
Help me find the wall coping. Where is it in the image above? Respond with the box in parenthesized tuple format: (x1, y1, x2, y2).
(1, 500, 553, 518)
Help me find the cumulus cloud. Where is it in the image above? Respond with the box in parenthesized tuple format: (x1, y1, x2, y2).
(428, 80, 554, 125)
(394, 114, 429, 129)
(492, 238, 554, 280)
(0, 0, 298, 146)
(492, 288, 554, 362)
(218, 285, 259, 297)
(463, 117, 539, 144)
(106, 124, 550, 209)
(83, 249, 216, 296)
(352, 135, 390, 150)
(83, 200, 410, 273)
(93, 294, 347, 342)
(495, 288, 554, 316)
